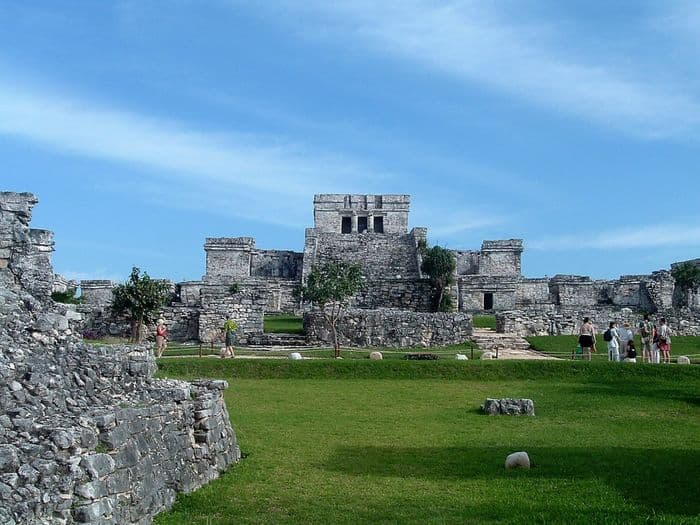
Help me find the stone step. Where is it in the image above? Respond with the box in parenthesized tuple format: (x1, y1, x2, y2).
(247, 333, 310, 347)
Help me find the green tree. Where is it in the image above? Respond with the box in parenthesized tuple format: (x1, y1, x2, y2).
(420, 245, 456, 312)
(296, 261, 363, 358)
(671, 262, 700, 290)
(112, 267, 171, 342)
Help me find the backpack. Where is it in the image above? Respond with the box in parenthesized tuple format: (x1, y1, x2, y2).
(639, 322, 650, 338)
(603, 329, 613, 342)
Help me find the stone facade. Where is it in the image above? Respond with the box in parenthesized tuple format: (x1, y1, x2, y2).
(0, 192, 239, 524)
(304, 308, 472, 348)
(72, 192, 700, 340)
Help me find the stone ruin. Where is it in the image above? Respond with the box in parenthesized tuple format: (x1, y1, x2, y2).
(0, 192, 240, 524)
(71, 193, 700, 344)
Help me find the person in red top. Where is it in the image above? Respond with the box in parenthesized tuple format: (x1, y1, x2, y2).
(155, 318, 167, 357)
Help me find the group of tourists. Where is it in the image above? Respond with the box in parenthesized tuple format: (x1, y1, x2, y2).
(153, 315, 239, 358)
(577, 314, 672, 363)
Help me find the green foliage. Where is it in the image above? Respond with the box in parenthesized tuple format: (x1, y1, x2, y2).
(111, 267, 171, 342)
(51, 287, 82, 304)
(420, 244, 456, 312)
(155, 363, 700, 524)
(297, 261, 363, 306)
(672, 262, 700, 290)
(228, 283, 240, 294)
(296, 261, 364, 357)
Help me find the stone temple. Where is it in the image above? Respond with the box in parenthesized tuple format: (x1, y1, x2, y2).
(67, 193, 700, 343)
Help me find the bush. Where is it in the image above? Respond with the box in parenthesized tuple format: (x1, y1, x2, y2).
(228, 283, 240, 294)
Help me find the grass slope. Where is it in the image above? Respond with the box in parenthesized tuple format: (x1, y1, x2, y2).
(154, 361, 700, 525)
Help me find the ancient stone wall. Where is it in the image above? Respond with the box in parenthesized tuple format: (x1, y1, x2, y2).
(198, 284, 267, 344)
(304, 308, 472, 348)
(352, 278, 435, 312)
(303, 229, 423, 281)
(515, 278, 550, 306)
(478, 240, 523, 276)
(251, 250, 303, 280)
(80, 280, 115, 306)
(453, 250, 480, 276)
(458, 276, 518, 311)
(0, 192, 238, 524)
(496, 306, 700, 337)
(312, 194, 410, 234)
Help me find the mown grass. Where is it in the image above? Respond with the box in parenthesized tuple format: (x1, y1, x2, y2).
(263, 314, 304, 334)
(473, 314, 497, 329)
(154, 360, 700, 524)
(529, 335, 700, 363)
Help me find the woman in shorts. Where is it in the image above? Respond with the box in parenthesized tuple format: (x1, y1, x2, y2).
(578, 317, 596, 361)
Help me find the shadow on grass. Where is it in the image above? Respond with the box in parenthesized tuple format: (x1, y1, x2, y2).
(323, 445, 700, 517)
(562, 381, 700, 408)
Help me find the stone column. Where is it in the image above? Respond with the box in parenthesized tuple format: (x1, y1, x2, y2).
(368, 212, 374, 233)
(351, 213, 358, 233)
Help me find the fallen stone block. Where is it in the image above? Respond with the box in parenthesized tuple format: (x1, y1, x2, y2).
(369, 351, 383, 360)
(482, 398, 534, 416)
(677, 355, 691, 365)
(505, 451, 530, 470)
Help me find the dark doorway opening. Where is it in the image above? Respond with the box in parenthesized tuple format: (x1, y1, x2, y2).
(341, 216, 352, 234)
(484, 293, 494, 310)
(373, 216, 384, 233)
(358, 216, 368, 233)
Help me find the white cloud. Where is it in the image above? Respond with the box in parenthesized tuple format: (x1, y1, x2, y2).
(530, 223, 700, 251)
(269, 1, 700, 139)
(0, 79, 388, 223)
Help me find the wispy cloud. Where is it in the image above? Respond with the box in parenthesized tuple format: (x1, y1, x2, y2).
(0, 78, 389, 223)
(530, 223, 700, 251)
(268, 1, 700, 139)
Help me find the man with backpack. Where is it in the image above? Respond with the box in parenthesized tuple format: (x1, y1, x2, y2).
(639, 314, 653, 363)
(604, 321, 621, 362)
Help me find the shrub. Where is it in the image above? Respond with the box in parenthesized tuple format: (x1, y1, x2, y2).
(403, 353, 440, 360)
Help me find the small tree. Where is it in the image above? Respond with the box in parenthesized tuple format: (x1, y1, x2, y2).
(51, 287, 82, 304)
(112, 267, 171, 342)
(671, 262, 700, 290)
(420, 245, 456, 312)
(296, 261, 363, 358)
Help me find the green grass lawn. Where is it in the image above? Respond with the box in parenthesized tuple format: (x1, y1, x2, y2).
(473, 314, 497, 329)
(154, 360, 700, 524)
(263, 314, 304, 334)
(529, 335, 700, 363)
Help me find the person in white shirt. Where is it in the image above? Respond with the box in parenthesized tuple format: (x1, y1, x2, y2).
(658, 318, 672, 364)
(606, 322, 621, 362)
(619, 322, 633, 356)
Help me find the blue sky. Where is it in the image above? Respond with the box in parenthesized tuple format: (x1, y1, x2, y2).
(1, 1, 699, 283)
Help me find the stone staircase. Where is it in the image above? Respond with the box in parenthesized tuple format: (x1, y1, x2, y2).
(471, 328, 556, 360)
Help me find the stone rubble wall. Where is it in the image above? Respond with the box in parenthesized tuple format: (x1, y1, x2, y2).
(304, 308, 472, 348)
(352, 278, 435, 312)
(198, 284, 266, 344)
(0, 192, 239, 524)
(496, 306, 700, 337)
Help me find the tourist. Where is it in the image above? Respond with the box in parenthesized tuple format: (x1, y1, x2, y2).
(578, 317, 596, 361)
(605, 321, 621, 362)
(658, 318, 672, 364)
(638, 314, 653, 363)
(222, 315, 238, 358)
(625, 340, 637, 362)
(155, 318, 167, 358)
(619, 322, 633, 355)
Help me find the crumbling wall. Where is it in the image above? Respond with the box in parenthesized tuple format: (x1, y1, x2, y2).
(0, 192, 239, 525)
(304, 308, 472, 348)
(198, 284, 266, 344)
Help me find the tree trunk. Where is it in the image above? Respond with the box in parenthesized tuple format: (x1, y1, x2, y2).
(131, 317, 144, 343)
(436, 287, 444, 312)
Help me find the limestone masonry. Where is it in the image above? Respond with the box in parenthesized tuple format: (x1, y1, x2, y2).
(0, 192, 239, 524)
